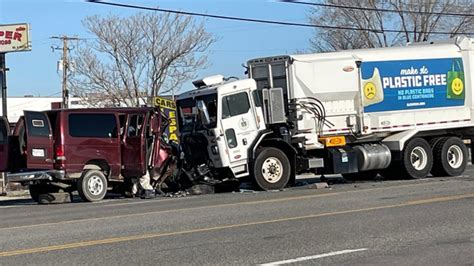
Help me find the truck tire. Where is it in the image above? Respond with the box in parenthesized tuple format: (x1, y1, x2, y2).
(252, 147, 291, 190)
(400, 138, 433, 179)
(431, 137, 467, 177)
(29, 184, 59, 203)
(342, 170, 378, 181)
(77, 170, 108, 202)
(429, 137, 443, 148)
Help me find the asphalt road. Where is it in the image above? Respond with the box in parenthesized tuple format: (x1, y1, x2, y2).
(0, 171, 473, 265)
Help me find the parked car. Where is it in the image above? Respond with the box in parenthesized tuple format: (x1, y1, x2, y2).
(0, 107, 173, 202)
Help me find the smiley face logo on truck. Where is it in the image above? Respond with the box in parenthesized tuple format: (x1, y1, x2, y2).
(451, 78, 464, 96)
(361, 67, 384, 107)
(364, 82, 377, 100)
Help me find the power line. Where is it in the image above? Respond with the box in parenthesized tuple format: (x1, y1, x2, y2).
(85, 0, 473, 35)
(280, 0, 474, 17)
(84, 0, 372, 31)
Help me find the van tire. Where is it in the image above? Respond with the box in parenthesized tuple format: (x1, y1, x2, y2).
(77, 170, 108, 202)
(29, 184, 59, 203)
(431, 137, 467, 177)
(400, 138, 433, 179)
(252, 147, 291, 190)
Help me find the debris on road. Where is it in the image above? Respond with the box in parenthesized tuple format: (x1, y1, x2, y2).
(38, 192, 72, 204)
(308, 182, 330, 189)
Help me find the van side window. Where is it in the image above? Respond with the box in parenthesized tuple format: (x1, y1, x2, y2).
(69, 114, 118, 138)
(127, 114, 145, 137)
(221, 92, 250, 119)
(118, 114, 126, 136)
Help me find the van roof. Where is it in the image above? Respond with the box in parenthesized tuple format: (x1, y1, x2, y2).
(43, 107, 158, 114)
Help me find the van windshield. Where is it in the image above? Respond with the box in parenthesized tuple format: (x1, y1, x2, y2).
(177, 94, 217, 132)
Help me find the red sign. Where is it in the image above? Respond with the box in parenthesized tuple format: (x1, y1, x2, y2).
(0, 23, 31, 53)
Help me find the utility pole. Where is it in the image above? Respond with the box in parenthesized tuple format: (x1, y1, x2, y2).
(0, 53, 8, 117)
(51, 36, 80, 109)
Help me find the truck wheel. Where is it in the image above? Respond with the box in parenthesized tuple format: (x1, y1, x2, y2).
(429, 137, 443, 148)
(29, 184, 59, 203)
(431, 137, 467, 177)
(252, 147, 291, 190)
(77, 170, 108, 202)
(342, 170, 378, 181)
(400, 138, 433, 179)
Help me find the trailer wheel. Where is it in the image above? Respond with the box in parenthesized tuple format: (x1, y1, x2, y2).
(77, 170, 108, 202)
(252, 147, 291, 190)
(29, 184, 59, 203)
(342, 170, 378, 181)
(401, 138, 433, 179)
(431, 137, 467, 177)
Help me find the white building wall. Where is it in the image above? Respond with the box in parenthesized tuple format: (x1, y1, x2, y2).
(0, 97, 87, 123)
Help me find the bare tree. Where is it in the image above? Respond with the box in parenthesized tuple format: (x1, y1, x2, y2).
(69, 12, 214, 107)
(309, 0, 474, 52)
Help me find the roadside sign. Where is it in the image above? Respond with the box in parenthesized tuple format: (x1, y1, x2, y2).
(0, 23, 31, 53)
(153, 96, 178, 143)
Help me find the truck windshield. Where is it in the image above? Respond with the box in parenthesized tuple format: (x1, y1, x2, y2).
(177, 94, 217, 132)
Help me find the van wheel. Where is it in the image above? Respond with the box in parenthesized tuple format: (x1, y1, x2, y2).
(431, 137, 467, 177)
(29, 184, 59, 203)
(400, 138, 433, 179)
(252, 147, 291, 190)
(77, 170, 108, 202)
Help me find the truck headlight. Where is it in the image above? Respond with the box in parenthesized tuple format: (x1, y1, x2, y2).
(211, 145, 219, 155)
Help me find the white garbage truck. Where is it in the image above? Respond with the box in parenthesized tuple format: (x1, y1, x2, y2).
(176, 36, 474, 190)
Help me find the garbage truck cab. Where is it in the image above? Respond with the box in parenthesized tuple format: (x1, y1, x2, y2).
(177, 76, 272, 184)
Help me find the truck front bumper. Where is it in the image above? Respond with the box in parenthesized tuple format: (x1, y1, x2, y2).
(7, 170, 66, 183)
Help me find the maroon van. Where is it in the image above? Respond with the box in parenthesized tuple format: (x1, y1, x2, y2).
(0, 116, 9, 173)
(1, 107, 173, 202)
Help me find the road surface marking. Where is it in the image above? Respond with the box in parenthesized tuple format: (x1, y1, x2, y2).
(0, 206, 20, 209)
(0, 193, 472, 258)
(260, 248, 368, 265)
(0, 180, 451, 232)
(405, 194, 474, 204)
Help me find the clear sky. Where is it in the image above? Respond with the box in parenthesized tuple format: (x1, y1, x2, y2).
(0, 0, 313, 96)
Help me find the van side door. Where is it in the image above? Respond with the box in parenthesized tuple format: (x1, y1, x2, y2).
(150, 111, 171, 171)
(121, 113, 147, 177)
(24, 111, 54, 169)
(0, 116, 9, 172)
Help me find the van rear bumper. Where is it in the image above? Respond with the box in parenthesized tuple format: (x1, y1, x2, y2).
(7, 170, 66, 183)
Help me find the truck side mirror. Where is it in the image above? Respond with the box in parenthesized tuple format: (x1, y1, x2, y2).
(197, 100, 211, 125)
